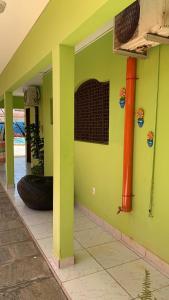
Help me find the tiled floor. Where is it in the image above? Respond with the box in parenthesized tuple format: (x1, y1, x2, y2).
(0, 157, 169, 299)
(14, 144, 25, 157)
(0, 183, 67, 299)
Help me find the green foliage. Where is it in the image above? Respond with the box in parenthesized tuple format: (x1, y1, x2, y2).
(25, 123, 44, 176)
(138, 270, 157, 300)
(31, 165, 44, 176)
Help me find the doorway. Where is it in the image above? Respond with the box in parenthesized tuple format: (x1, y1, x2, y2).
(25, 108, 31, 163)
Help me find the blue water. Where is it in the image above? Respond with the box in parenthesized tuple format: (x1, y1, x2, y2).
(14, 137, 25, 145)
(0, 122, 25, 136)
(13, 122, 25, 135)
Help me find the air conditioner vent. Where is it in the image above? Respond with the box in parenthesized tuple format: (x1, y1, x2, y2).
(114, 0, 169, 58)
(24, 86, 40, 107)
(115, 1, 140, 44)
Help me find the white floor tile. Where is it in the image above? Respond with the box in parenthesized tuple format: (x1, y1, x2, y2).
(37, 237, 53, 258)
(74, 227, 116, 248)
(74, 239, 83, 251)
(108, 259, 169, 298)
(11, 196, 25, 207)
(37, 238, 83, 259)
(74, 214, 97, 232)
(7, 188, 19, 197)
(88, 241, 139, 269)
(22, 211, 52, 226)
(16, 203, 42, 216)
(153, 286, 169, 299)
(74, 208, 84, 219)
(30, 222, 53, 239)
(63, 271, 131, 300)
(54, 249, 103, 282)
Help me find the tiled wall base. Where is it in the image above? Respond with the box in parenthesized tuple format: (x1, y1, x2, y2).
(75, 202, 169, 278)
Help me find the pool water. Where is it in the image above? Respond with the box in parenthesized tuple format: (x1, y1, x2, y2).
(14, 137, 25, 145)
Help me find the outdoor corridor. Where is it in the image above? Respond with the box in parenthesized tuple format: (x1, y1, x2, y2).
(0, 158, 168, 299)
(1, 0, 169, 299)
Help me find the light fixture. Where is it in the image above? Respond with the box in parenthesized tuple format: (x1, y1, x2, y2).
(0, 1, 6, 14)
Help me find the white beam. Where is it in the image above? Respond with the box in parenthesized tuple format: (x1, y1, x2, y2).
(75, 19, 114, 54)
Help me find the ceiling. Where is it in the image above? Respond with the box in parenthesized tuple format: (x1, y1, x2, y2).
(0, 0, 50, 74)
(13, 20, 114, 96)
(13, 65, 52, 96)
(0, 1, 114, 96)
(13, 74, 43, 97)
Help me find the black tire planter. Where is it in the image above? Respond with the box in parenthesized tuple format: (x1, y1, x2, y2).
(17, 175, 53, 210)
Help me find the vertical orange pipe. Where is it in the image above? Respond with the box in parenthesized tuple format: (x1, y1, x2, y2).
(121, 57, 137, 213)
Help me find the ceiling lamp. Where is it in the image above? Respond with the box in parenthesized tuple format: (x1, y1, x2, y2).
(0, 1, 6, 13)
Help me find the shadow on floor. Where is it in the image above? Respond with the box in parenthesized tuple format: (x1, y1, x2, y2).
(0, 184, 67, 300)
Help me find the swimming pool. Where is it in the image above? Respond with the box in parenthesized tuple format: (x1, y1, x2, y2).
(14, 137, 25, 145)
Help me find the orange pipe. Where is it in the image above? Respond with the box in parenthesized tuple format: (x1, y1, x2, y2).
(120, 57, 137, 213)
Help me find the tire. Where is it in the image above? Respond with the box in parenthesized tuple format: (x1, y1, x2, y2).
(17, 175, 53, 210)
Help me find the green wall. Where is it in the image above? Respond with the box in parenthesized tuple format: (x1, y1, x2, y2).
(0, 0, 135, 261)
(42, 72, 53, 176)
(75, 32, 169, 264)
(0, 96, 24, 109)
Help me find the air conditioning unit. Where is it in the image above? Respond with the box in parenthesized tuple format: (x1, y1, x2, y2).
(24, 86, 40, 107)
(114, 0, 169, 58)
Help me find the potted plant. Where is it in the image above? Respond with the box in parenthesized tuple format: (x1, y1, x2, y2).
(26, 123, 44, 176)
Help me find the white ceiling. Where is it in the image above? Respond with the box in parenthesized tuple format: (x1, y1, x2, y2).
(7, 7, 114, 96)
(13, 74, 43, 97)
(13, 65, 52, 96)
(13, 19, 114, 97)
(0, 0, 50, 74)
